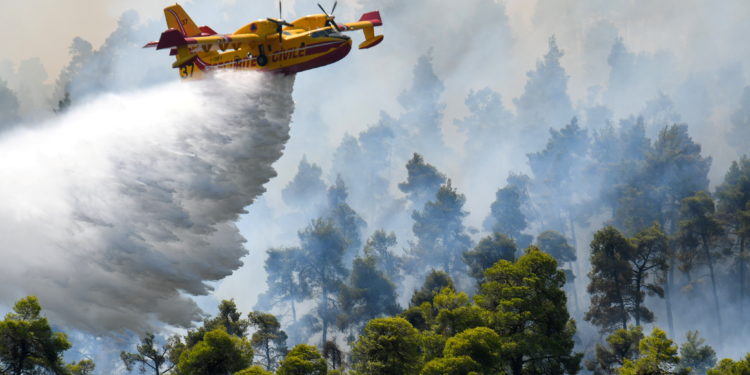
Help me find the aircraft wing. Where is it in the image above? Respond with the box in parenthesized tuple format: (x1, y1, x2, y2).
(144, 29, 261, 52)
(340, 11, 383, 49)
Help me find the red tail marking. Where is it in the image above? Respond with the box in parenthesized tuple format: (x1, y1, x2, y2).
(199, 25, 218, 36)
(359, 11, 382, 26)
(156, 29, 187, 50)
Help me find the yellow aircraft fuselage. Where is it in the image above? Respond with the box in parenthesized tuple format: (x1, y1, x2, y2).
(145, 5, 383, 79)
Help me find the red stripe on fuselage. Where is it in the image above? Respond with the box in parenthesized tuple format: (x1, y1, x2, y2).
(192, 40, 350, 74)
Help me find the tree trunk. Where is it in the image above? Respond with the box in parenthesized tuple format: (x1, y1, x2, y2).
(321, 285, 328, 348)
(740, 237, 746, 320)
(665, 263, 675, 334)
(634, 271, 643, 326)
(511, 357, 524, 375)
(702, 236, 723, 338)
(615, 279, 628, 330)
(265, 341, 272, 371)
(568, 216, 581, 315)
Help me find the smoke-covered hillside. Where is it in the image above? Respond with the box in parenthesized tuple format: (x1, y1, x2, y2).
(0, 0, 749, 374)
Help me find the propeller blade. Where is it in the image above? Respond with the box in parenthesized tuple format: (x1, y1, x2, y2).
(331, 1, 337, 14)
(318, 3, 328, 15)
(279, 0, 282, 19)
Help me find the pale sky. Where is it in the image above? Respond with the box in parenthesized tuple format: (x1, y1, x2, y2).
(1, 0, 176, 81)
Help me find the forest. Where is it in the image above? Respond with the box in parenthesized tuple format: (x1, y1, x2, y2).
(1, 3, 750, 374)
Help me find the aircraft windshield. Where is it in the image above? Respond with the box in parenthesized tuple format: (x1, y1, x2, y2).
(311, 28, 349, 40)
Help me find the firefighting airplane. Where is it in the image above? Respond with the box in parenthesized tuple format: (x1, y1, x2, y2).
(144, 2, 383, 79)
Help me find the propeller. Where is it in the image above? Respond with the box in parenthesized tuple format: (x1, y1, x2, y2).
(317, 1, 340, 32)
(267, 1, 294, 43)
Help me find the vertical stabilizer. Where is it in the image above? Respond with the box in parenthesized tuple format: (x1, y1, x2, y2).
(164, 4, 201, 37)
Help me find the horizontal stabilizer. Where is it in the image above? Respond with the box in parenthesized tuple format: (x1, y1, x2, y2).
(359, 35, 384, 49)
(359, 11, 382, 26)
(157, 29, 187, 50)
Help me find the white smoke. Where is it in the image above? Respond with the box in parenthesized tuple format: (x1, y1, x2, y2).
(0, 71, 295, 333)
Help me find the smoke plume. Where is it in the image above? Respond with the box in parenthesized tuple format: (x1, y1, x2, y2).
(0, 71, 295, 333)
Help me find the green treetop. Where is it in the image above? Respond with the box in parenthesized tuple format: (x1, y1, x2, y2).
(708, 354, 750, 375)
(177, 329, 253, 375)
(586, 226, 634, 332)
(411, 180, 473, 276)
(677, 331, 716, 375)
(337, 255, 400, 338)
(443, 327, 503, 374)
(350, 317, 421, 375)
(0, 296, 72, 375)
(276, 345, 327, 375)
(419, 356, 480, 375)
(66, 359, 95, 375)
(121, 332, 181, 375)
(475, 247, 581, 375)
(463, 232, 516, 284)
(586, 326, 644, 374)
(619, 328, 686, 375)
(247, 311, 288, 371)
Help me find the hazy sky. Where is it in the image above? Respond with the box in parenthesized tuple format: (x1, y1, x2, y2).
(0, 0, 171, 79)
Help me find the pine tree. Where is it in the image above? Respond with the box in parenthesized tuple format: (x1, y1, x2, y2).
(585, 226, 634, 332)
(728, 87, 750, 153)
(463, 232, 516, 284)
(298, 219, 349, 346)
(0, 79, 20, 128)
(677, 331, 716, 375)
(363, 230, 403, 282)
(410, 180, 473, 277)
(476, 247, 581, 375)
(0, 297, 72, 375)
(282, 157, 327, 217)
(247, 312, 287, 371)
(395, 52, 448, 163)
(527, 118, 590, 240)
(514, 35, 574, 149)
(677, 191, 725, 335)
(121, 333, 180, 375)
(641, 124, 711, 334)
(399, 153, 446, 211)
(256, 247, 309, 323)
(337, 256, 401, 337)
(586, 326, 644, 374)
(484, 184, 531, 248)
(629, 224, 669, 326)
(619, 328, 684, 375)
(715, 156, 750, 319)
(325, 176, 367, 262)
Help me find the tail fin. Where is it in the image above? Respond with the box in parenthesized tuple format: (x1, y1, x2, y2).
(164, 4, 201, 37)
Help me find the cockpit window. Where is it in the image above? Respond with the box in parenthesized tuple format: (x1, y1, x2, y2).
(311, 28, 349, 40)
